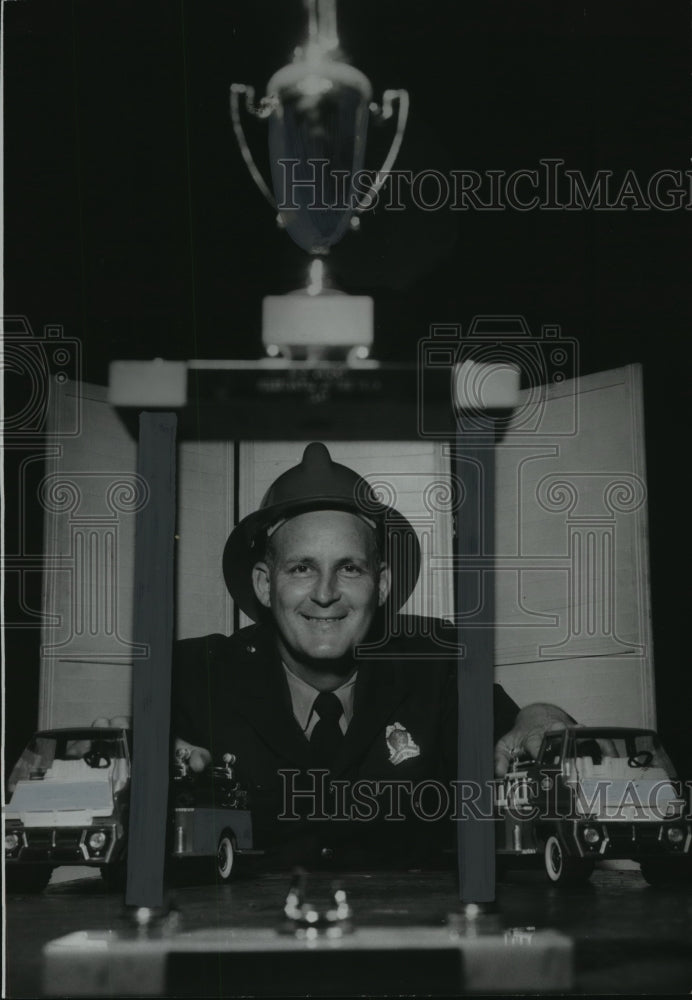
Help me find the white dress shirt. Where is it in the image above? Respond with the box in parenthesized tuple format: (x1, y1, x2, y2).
(283, 664, 356, 738)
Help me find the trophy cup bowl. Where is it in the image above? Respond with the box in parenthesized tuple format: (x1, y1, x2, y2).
(266, 58, 372, 256)
(230, 52, 408, 257)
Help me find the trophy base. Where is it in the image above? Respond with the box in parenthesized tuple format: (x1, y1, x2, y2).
(262, 289, 373, 364)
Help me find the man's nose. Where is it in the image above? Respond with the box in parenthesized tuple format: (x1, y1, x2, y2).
(310, 570, 340, 605)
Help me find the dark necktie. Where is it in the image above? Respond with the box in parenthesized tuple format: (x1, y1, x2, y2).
(310, 691, 345, 768)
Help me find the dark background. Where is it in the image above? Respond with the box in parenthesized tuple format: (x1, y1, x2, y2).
(4, 1, 691, 776)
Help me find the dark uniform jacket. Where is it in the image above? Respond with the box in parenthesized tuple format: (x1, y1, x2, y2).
(172, 617, 519, 869)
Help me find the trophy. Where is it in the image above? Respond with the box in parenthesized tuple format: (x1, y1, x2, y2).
(230, 0, 409, 363)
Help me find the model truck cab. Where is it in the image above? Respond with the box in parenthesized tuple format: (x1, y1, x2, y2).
(5, 726, 131, 891)
(495, 725, 691, 885)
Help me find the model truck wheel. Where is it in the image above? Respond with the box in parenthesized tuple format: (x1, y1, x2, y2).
(544, 834, 594, 885)
(6, 866, 53, 894)
(639, 858, 679, 887)
(100, 858, 127, 890)
(216, 833, 235, 883)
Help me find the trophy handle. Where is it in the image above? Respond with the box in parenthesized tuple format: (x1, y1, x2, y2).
(353, 89, 410, 214)
(229, 83, 277, 209)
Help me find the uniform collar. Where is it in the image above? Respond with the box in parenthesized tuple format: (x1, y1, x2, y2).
(283, 664, 357, 733)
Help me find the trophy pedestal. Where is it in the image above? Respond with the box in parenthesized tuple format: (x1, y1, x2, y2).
(262, 289, 373, 363)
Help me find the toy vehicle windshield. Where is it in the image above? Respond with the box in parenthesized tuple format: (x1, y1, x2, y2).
(7, 727, 130, 797)
(570, 728, 677, 778)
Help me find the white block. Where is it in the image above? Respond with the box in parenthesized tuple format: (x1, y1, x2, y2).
(453, 360, 521, 410)
(108, 361, 188, 407)
(262, 292, 373, 353)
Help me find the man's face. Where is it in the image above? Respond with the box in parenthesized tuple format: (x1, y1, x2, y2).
(252, 510, 390, 672)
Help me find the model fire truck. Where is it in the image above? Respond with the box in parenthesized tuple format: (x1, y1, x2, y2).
(495, 725, 691, 886)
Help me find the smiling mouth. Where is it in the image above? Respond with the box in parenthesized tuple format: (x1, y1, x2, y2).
(301, 614, 347, 623)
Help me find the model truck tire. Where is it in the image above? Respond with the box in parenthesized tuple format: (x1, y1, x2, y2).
(6, 865, 53, 894)
(544, 834, 594, 886)
(216, 833, 235, 883)
(100, 857, 127, 890)
(639, 858, 680, 888)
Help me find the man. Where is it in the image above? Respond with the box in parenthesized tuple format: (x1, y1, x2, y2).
(173, 443, 572, 867)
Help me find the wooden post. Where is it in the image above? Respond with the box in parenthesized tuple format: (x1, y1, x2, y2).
(453, 436, 496, 903)
(125, 412, 177, 908)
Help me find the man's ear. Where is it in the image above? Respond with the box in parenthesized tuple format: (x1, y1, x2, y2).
(377, 562, 392, 607)
(252, 562, 272, 609)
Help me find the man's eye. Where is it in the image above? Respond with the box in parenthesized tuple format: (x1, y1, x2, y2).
(289, 564, 311, 575)
(340, 564, 363, 576)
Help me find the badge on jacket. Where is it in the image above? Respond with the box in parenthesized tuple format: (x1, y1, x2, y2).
(386, 723, 420, 765)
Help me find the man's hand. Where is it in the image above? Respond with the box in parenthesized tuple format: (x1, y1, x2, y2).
(174, 737, 212, 773)
(494, 703, 575, 777)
